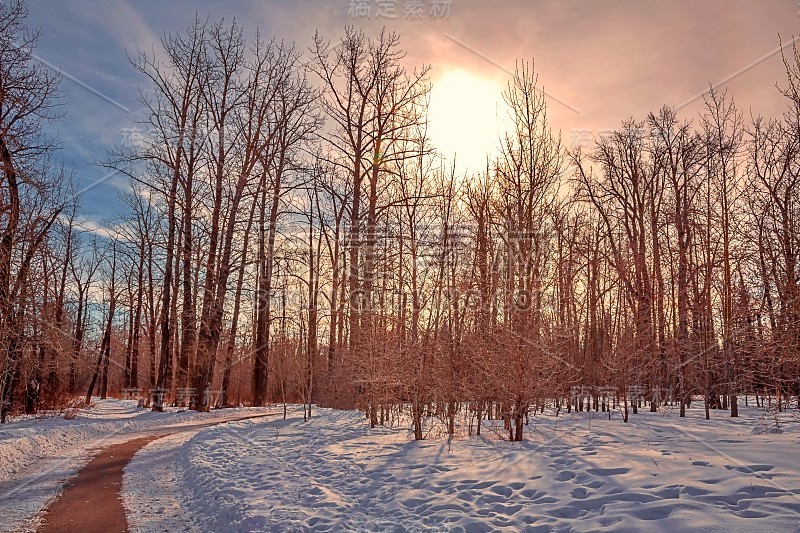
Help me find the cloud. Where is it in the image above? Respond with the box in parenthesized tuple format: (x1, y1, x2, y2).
(75, 217, 122, 241)
(23, 0, 799, 221)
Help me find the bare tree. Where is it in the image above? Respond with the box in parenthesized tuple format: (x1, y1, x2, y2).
(126, 17, 208, 411)
(0, 0, 65, 422)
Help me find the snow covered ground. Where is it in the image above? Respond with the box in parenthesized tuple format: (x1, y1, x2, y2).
(0, 399, 271, 533)
(124, 402, 800, 532)
(3, 399, 800, 532)
(124, 430, 204, 533)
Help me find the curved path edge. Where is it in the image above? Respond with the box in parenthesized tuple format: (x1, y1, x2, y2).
(37, 412, 275, 533)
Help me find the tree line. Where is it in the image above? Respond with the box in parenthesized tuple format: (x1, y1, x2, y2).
(1, 2, 799, 439)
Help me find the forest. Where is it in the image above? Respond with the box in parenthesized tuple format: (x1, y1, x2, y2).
(2, 0, 800, 441)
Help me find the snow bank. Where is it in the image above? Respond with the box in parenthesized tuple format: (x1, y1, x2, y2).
(166, 405, 800, 532)
(0, 399, 252, 479)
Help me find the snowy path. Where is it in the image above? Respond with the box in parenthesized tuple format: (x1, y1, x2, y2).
(0, 400, 274, 533)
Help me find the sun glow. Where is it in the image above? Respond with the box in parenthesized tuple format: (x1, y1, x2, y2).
(427, 69, 507, 174)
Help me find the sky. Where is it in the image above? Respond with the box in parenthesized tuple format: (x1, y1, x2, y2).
(22, 0, 800, 230)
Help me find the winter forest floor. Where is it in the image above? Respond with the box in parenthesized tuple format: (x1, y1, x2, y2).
(1, 400, 799, 532)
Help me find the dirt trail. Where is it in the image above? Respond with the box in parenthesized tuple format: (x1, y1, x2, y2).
(37, 412, 274, 533)
(38, 436, 158, 533)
